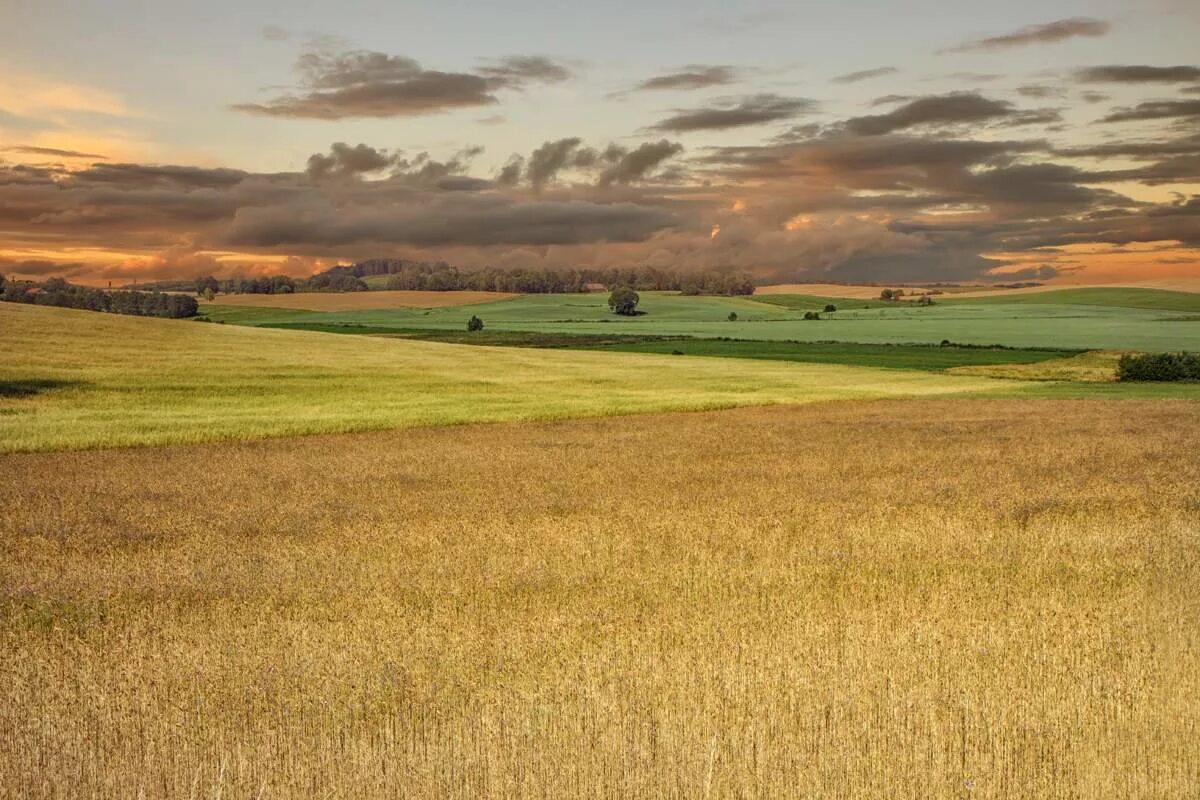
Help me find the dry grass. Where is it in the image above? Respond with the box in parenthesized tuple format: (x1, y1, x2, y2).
(204, 289, 517, 311)
(2, 399, 1197, 799)
(949, 350, 1125, 382)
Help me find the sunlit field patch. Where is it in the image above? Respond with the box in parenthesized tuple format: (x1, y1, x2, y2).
(1, 400, 1196, 798)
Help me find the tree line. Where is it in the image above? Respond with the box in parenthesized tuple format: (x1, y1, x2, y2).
(0, 276, 199, 319)
(359, 259, 756, 296)
(142, 260, 758, 296)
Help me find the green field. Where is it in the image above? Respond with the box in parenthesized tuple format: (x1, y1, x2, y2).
(940, 287, 1200, 312)
(199, 287, 1200, 352)
(0, 303, 1019, 453)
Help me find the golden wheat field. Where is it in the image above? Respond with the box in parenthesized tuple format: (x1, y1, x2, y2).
(2, 398, 1197, 799)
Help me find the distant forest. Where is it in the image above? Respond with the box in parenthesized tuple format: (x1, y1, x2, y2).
(153, 259, 758, 296)
(0, 276, 199, 319)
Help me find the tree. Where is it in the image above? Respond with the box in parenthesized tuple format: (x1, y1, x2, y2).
(916, 294, 934, 306)
(608, 286, 640, 316)
(880, 288, 903, 301)
(727, 312, 738, 321)
(466, 315, 484, 332)
(803, 311, 821, 320)
(201, 287, 216, 301)
(823, 304, 837, 313)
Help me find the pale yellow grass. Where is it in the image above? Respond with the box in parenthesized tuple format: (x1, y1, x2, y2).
(206, 289, 518, 310)
(1, 400, 1197, 798)
(949, 350, 1125, 382)
(0, 303, 1011, 453)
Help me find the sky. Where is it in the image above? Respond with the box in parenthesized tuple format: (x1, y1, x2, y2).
(1, 0, 1199, 285)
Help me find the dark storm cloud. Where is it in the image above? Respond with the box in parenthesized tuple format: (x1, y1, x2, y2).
(629, 65, 738, 92)
(650, 94, 815, 132)
(944, 17, 1109, 53)
(832, 67, 897, 84)
(233, 49, 572, 120)
(1101, 99, 1200, 123)
(1076, 65, 1200, 83)
(3, 145, 109, 160)
(843, 93, 1018, 135)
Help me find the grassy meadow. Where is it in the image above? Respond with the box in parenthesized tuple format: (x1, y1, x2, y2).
(198, 286, 1200, 351)
(0, 303, 1010, 453)
(2, 399, 1197, 798)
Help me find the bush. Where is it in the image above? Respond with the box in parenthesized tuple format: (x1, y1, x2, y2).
(727, 312, 738, 322)
(803, 311, 821, 320)
(608, 286, 640, 316)
(823, 304, 836, 313)
(916, 295, 935, 306)
(1116, 352, 1200, 382)
(466, 315, 484, 332)
(880, 288, 904, 301)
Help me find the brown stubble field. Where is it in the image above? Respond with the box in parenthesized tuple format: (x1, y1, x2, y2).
(1, 399, 1198, 798)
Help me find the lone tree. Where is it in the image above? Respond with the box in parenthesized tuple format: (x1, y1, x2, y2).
(728, 311, 738, 321)
(823, 304, 837, 313)
(608, 286, 640, 316)
(880, 288, 905, 301)
(466, 315, 484, 332)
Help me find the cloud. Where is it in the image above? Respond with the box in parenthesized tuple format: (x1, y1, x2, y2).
(1101, 99, 1200, 123)
(224, 194, 677, 248)
(1016, 85, 1064, 99)
(945, 17, 1109, 53)
(476, 56, 573, 86)
(649, 94, 815, 132)
(832, 67, 897, 84)
(629, 65, 737, 92)
(598, 140, 684, 185)
(69, 163, 248, 188)
(233, 48, 572, 120)
(260, 24, 290, 41)
(843, 93, 1019, 135)
(306, 142, 399, 181)
(1077, 65, 1200, 83)
(0, 258, 91, 278)
(2, 145, 108, 160)
(525, 137, 586, 188)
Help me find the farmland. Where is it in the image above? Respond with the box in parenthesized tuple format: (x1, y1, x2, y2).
(2, 397, 1197, 798)
(198, 286, 1200, 352)
(0, 303, 1010, 453)
(2, 291, 1198, 799)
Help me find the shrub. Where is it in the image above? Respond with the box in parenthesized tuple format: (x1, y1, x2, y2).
(880, 288, 904, 301)
(1116, 352, 1200, 382)
(803, 311, 821, 320)
(466, 315, 484, 332)
(823, 304, 837, 313)
(916, 295, 935, 306)
(608, 287, 640, 316)
(727, 312, 738, 322)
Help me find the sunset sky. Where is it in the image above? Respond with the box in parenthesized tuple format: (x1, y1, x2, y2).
(2, 0, 1198, 284)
